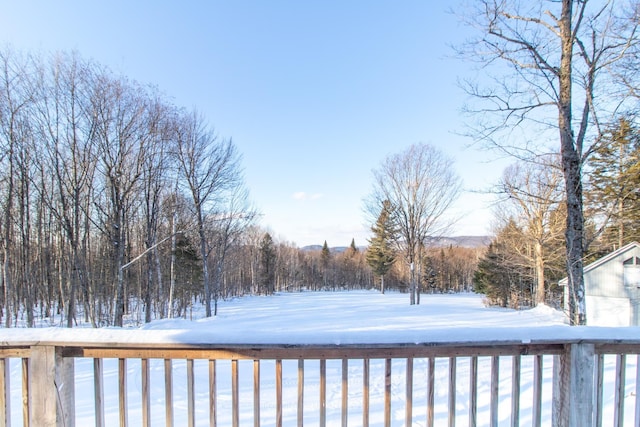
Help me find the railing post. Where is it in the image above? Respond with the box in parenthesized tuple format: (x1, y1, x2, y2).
(29, 345, 75, 427)
(56, 348, 75, 427)
(553, 343, 594, 427)
(29, 345, 56, 427)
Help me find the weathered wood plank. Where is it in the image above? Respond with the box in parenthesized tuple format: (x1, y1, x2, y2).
(595, 354, 604, 427)
(320, 359, 326, 427)
(73, 342, 565, 360)
(56, 350, 75, 427)
(209, 359, 216, 427)
(406, 357, 413, 426)
(342, 358, 348, 427)
(254, 360, 260, 427)
(490, 356, 499, 427)
(29, 347, 55, 427)
(164, 359, 173, 427)
(427, 357, 435, 427)
(119, 358, 127, 427)
(187, 359, 195, 427)
(141, 359, 149, 427)
(511, 355, 521, 427)
(554, 343, 595, 427)
(635, 355, 640, 427)
(297, 359, 304, 427)
(94, 358, 105, 427)
(22, 357, 28, 427)
(634, 354, 640, 426)
(0, 358, 9, 427)
(0, 349, 29, 358)
(532, 355, 543, 427)
(363, 358, 369, 427)
(449, 357, 456, 427)
(614, 354, 625, 427)
(469, 356, 478, 427)
(276, 359, 282, 427)
(384, 358, 391, 427)
(231, 359, 238, 427)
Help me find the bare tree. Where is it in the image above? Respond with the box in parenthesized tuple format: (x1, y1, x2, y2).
(33, 52, 99, 327)
(174, 111, 243, 317)
(368, 143, 461, 304)
(0, 49, 34, 326)
(499, 158, 566, 305)
(92, 75, 150, 326)
(209, 187, 256, 314)
(458, 0, 640, 324)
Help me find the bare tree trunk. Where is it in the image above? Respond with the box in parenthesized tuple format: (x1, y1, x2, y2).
(534, 241, 545, 305)
(559, 0, 586, 325)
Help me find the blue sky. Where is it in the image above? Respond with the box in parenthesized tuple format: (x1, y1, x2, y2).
(0, 1, 505, 247)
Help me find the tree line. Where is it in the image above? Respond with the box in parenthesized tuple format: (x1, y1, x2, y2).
(0, 49, 482, 328)
(474, 118, 640, 310)
(0, 48, 257, 327)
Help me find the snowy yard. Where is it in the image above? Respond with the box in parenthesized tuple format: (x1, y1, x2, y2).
(3, 291, 640, 426)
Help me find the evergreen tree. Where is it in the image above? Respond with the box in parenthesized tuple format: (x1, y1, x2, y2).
(321, 241, 331, 267)
(474, 219, 533, 308)
(259, 232, 276, 294)
(366, 200, 396, 294)
(588, 117, 640, 250)
(347, 238, 358, 257)
(321, 241, 331, 287)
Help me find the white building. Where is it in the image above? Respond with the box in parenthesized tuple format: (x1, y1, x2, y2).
(559, 241, 640, 326)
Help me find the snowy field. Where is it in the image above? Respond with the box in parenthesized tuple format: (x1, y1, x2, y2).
(3, 291, 640, 426)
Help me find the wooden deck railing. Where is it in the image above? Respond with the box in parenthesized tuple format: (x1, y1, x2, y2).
(1, 335, 640, 426)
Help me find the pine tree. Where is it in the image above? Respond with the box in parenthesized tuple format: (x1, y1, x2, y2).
(366, 200, 396, 294)
(474, 219, 533, 308)
(588, 117, 640, 250)
(259, 232, 276, 294)
(321, 241, 331, 288)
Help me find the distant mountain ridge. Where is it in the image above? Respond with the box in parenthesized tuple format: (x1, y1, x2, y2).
(302, 236, 491, 252)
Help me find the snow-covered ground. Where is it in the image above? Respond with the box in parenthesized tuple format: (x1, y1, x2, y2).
(2, 291, 640, 426)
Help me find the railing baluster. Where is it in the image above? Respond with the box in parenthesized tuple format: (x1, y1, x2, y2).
(595, 354, 605, 427)
(209, 359, 216, 427)
(119, 358, 128, 427)
(297, 359, 304, 427)
(635, 355, 640, 427)
(469, 356, 478, 427)
(511, 355, 521, 427)
(320, 359, 326, 427)
(342, 358, 348, 427)
(94, 358, 105, 427)
(490, 356, 499, 427)
(449, 357, 456, 427)
(0, 358, 9, 427)
(232, 359, 239, 427)
(254, 360, 260, 427)
(164, 359, 173, 427)
(406, 357, 413, 426)
(363, 358, 369, 427)
(532, 355, 542, 427)
(276, 359, 282, 427)
(614, 354, 626, 427)
(141, 358, 149, 427)
(22, 357, 28, 427)
(187, 359, 195, 427)
(427, 357, 435, 427)
(384, 358, 391, 427)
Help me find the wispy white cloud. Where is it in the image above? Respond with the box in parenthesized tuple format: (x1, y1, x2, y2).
(292, 192, 323, 201)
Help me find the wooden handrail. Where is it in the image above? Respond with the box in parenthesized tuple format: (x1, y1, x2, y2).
(1, 337, 640, 426)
